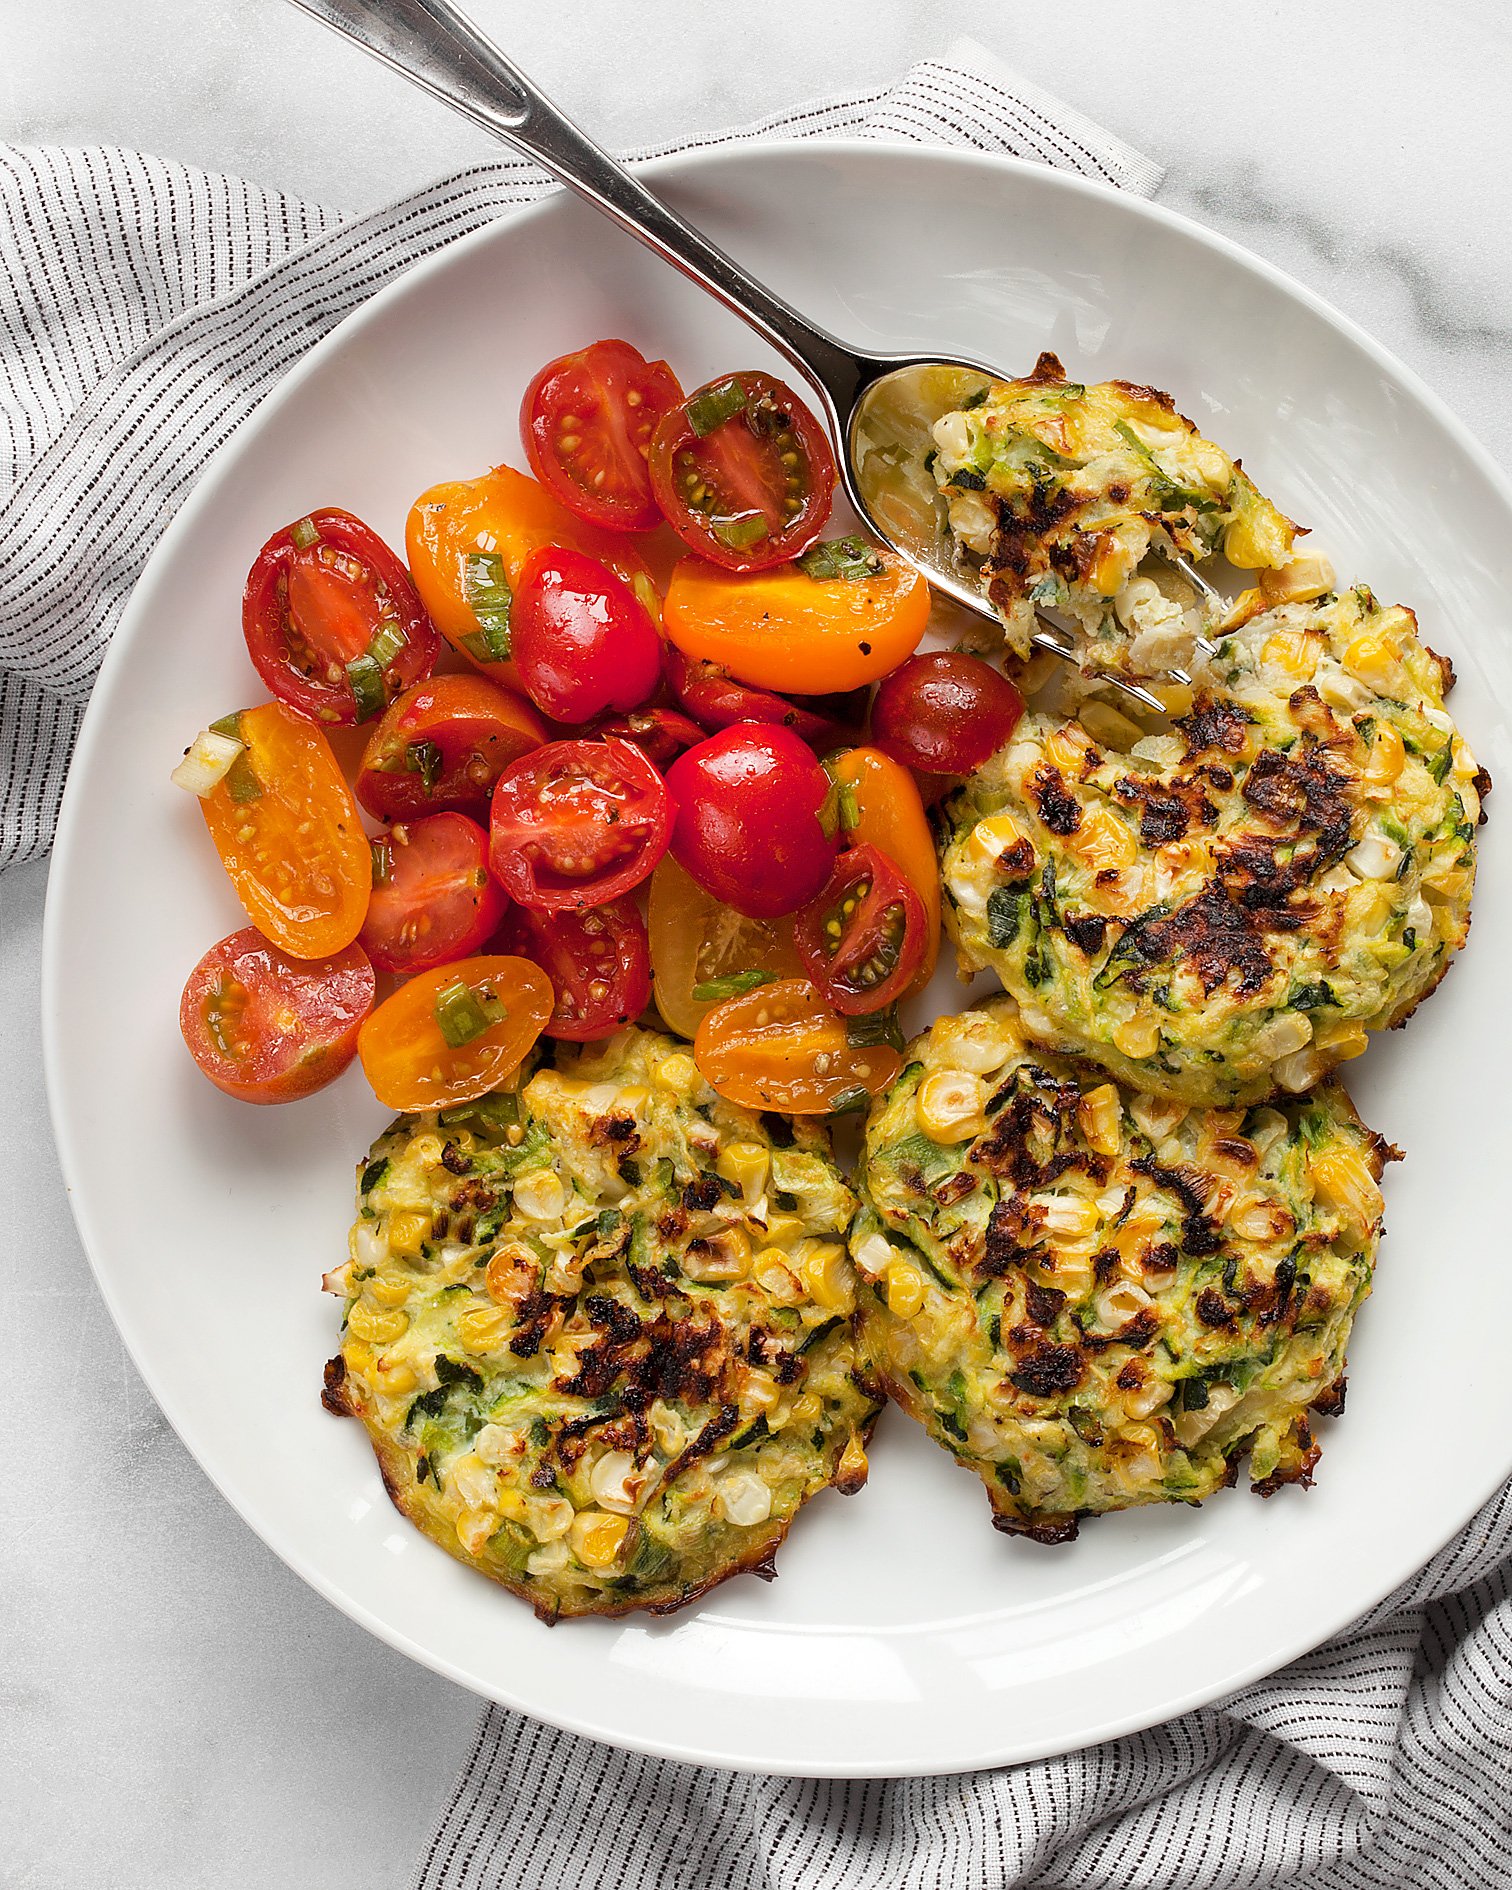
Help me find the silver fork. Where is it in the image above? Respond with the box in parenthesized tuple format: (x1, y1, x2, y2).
(289, 0, 1221, 713)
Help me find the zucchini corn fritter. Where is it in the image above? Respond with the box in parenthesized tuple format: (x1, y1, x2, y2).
(324, 1027, 880, 1621)
(941, 588, 1486, 1107)
(929, 351, 1298, 668)
(852, 1000, 1393, 1543)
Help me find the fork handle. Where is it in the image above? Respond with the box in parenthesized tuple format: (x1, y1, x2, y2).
(287, 0, 873, 418)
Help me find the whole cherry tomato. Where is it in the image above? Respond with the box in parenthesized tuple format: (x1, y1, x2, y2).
(590, 706, 706, 770)
(870, 651, 1025, 775)
(242, 509, 439, 726)
(648, 372, 836, 572)
(520, 338, 683, 532)
(502, 896, 651, 1040)
(646, 853, 803, 1041)
(361, 813, 506, 975)
(827, 747, 940, 992)
(693, 977, 901, 1115)
(196, 701, 370, 958)
(662, 542, 929, 694)
(663, 647, 861, 752)
(511, 546, 663, 722)
(355, 673, 547, 821)
(664, 725, 836, 921)
(792, 843, 928, 1016)
(357, 955, 553, 1111)
(179, 928, 374, 1104)
(489, 736, 671, 911)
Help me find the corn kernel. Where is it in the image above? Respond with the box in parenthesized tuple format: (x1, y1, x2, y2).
(1073, 804, 1138, 873)
(1077, 1083, 1122, 1157)
(1341, 632, 1401, 692)
(374, 1358, 417, 1397)
(762, 1211, 807, 1246)
(969, 814, 1028, 866)
(916, 1069, 988, 1144)
(716, 1140, 769, 1202)
(1223, 497, 1293, 570)
(512, 1170, 565, 1221)
(410, 1133, 444, 1167)
(1308, 1145, 1384, 1232)
(1044, 725, 1091, 775)
(1091, 528, 1140, 596)
(1035, 1192, 1102, 1238)
(742, 1371, 781, 1415)
(486, 1242, 537, 1306)
(525, 1494, 574, 1541)
(836, 1430, 869, 1492)
(347, 1301, 409, 1344)
(386, 1210, 431, 1257)
(1363, 721, 1405, 789)
(797, 1240, 854, 1314)
(570, 1508, 631, 1569)
(343, 1339, 375, 1376)
(753, 1252, 804, 1303)
(1148, 678, 1194, 718)
(1260, 630, 1320, 681)
(1314, 1020, 1369, 1060)
(1113, 1014, 1161, 1060)
(1260, 555, 1336, 604)
(496, 1487, 530, 1524)
(368, 1273, 412, 1308)
(457, 1304, 514, 1353)
(657, 1053, 699, 1093)
(455, 1508, 500, 1555)
(885, 1258, 927, 1318)
(791, 1391, 823, 1425)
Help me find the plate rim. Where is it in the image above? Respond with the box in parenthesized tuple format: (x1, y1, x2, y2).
(41, 136, 1512, 1776)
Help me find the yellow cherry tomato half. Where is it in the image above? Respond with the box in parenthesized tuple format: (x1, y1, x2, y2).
(357, 954, 553, 1111)
(647, 852, 804, 1041)
(661, 545, 930, 694)
(198, 700, 370, 959)
(693, 977, 901, 1116)
(406, 465, 659, 691)
(828, 746, 941, 992)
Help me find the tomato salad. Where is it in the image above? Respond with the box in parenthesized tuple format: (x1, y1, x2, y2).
(172, 336, 1023, 1112)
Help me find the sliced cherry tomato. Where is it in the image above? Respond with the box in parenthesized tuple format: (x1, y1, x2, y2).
(502, 896, 650, 1040)
(590, 706, 705, 769)
(197, 701, 369, 957)
(649, 371, 837, 572)
(792, 843, 927, 1016)
(489, 736, 671, 912)
(520, 339, 683, 532)
(829, 747, 941, 992)
(663, 647, 862, 752)
(870, 651, 1025, 775)
(511, 546, 663, 722)
(693, 978, 901, 1115)
(406, 465, 659, 691)
(360, 813, 506, 976)
(180, 928, 374, 1104)
(663, 544, 929, 693)
(664, 725, 836, 921)
(646, 853, 804, 1041)
(242, 509, 439, 726)
(355, 673, 547, 821)
(358, 954, 553, 1111)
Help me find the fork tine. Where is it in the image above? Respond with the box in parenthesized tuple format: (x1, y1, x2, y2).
(1029, 626, 1168, 715)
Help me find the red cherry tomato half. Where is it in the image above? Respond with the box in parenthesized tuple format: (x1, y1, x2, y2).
(355, 672, 547, 821)
(489, 735, 672, 912)
(521, 339, 684, 532)
(243, 509, 439, 726)
(360, 812, 507, 976)
(663, 646, 861, 752)
(590, 706, 706, 770)
(511, 546, 663, 723)
(792, 842, 928, 1016)
(180, 928, 374, 1104)
(664, 725, 837, 921)
(870, 651, 1025, 776)
(502, 896, 651, 1041)
(649, 371, 837, 572)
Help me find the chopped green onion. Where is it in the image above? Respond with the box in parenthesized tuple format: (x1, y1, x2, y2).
(798, 536, 884, 583)
(948, 466, 987, 492)
(433, 978, 503, 1049)
(290, 516, 320, 550)
(224, 750, 262, 803)
(368, 619, 409, 669)
(346, 653, 386, 722)
(960, 386, 991, 410)
(209, 711, 245, 739)
(438, 1092, 520, 1133)
(686, 377, 748, 437)
(171, 728, 244, 798)
(826, 1085, 871, 1117)
(691, 968, 778, 1003)
(845, 1007, 904, 1052)
(370, 841, 392, 887)
(711, 512, 769, 551)
(462, 552, 512, 659)
(405, 739, 443, 790)
(818, 774, 860, 840)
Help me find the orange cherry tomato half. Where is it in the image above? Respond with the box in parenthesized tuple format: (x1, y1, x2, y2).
(357, 954, 553, 1111)
(828, 747, 941, 992)
(405, 465, 659, 689)
(198, 700, 370, 958)
(646, 852, 805, 1041)
(355, 673, 547, 822)
(693, 977, 901, 1116)
(242, 509, 439, 727)
(180, 928, 374, 1104)
(662, 545, 929, 694)
(520, 338, 683, 533)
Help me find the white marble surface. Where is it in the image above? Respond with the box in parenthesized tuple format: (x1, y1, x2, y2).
(5, 3, 1511, 1885)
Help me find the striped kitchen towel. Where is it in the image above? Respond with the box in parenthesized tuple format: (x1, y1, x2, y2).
(2, 34, 1508, 1890)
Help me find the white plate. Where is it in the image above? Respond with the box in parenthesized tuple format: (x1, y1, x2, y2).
(45, 142, 1512, 1776)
